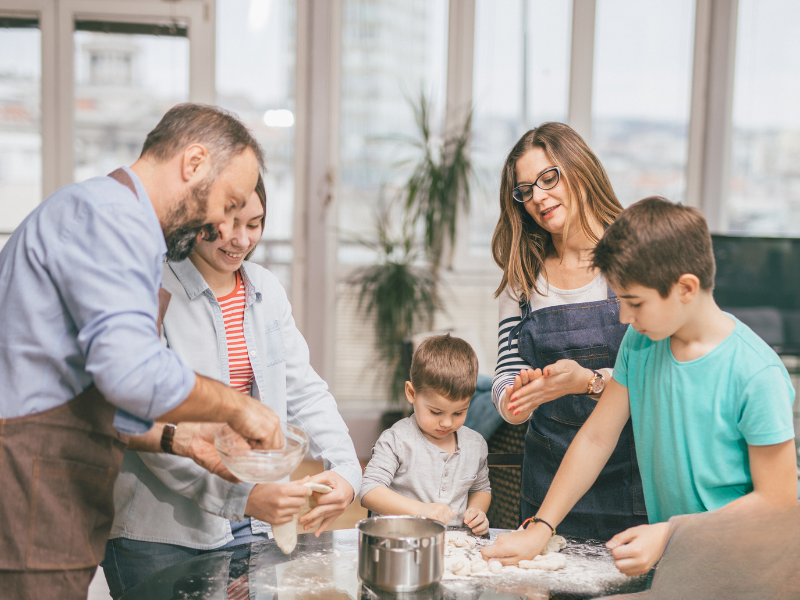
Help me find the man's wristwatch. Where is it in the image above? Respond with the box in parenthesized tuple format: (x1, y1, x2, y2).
(160, 423, 178, 454)
(587, 369, 605, 395)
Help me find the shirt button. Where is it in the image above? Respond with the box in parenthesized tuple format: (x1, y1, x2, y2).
(444, 471, 448, 476)
(249, 350, 257, 356)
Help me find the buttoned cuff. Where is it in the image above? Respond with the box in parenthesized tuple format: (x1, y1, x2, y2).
(331, 464, 363, 504)
(221, 481, 256, 522)
(113, 408, 154, 435)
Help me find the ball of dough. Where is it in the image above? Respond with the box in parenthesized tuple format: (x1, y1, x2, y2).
(488, 560, 503, 574)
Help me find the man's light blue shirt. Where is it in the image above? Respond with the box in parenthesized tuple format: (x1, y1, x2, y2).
(614, 316, 795, 523)
(0, 167, 196, 433)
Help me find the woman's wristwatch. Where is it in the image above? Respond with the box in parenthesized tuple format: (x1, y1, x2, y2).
(587, 369, 605, 395)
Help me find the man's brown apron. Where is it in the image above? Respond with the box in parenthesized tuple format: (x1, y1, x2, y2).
(0, 169, 169, 599)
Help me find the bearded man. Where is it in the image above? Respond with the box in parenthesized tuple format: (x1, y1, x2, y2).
(0, 104, 283, 599)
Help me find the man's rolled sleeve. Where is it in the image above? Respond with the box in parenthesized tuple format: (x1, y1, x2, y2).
(359, 431, 400, 501)
(47, 200, 195, 420)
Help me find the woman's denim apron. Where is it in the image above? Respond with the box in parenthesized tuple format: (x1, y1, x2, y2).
(508, 288, 648, 540)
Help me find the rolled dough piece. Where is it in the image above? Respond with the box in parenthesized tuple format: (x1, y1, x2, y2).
(518, 553, 567, 571)
(446, 531, 470, 548)
(454, 562, 472, 577)
(488, 560, 503, 574)
(272, 481, 332, 554)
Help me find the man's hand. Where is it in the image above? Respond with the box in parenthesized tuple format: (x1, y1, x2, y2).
(606, 522, 671, 576)
(463, 507, 489, 536)
(481, 523, 551, 565)
(506, 360, 595, 417)
(245, 478, 312, 525)
(227, 394, 284, 450)
(172, 422, 238, 483)
(160, 376, 284, 450)
(299, 471, 355, 537)
(420, 502, 455, 525)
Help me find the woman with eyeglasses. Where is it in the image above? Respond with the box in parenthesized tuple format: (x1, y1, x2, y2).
(489, 122, 647, 541)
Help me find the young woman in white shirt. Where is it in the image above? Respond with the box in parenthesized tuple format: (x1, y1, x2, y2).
(102, 177, 361, 598)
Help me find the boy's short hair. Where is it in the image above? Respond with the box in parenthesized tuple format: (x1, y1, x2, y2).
(592, 197, 716, 298)
(410, 334, 478, 401)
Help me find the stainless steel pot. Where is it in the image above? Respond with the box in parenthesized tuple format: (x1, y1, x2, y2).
(356, 516, 445, 592)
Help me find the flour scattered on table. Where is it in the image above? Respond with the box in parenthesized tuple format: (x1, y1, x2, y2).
(444, 531, 567, 577)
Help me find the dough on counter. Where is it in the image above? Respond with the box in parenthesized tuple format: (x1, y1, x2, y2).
(272, 481, 333, 554)
(488, 560, 503, 574)
(518, 553, 567, 571)
(541, 534, 567, 555)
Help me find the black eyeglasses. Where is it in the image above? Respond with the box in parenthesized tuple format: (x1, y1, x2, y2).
(512, 167, 560, 203)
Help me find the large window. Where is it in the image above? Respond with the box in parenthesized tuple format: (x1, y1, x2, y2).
(0, 18, 41, 237)
(73, 22, 190, 182)
(470, 0, 571, 258)
(728, 0, 800, 235)
(337, 0, 449, 263)
(216, 0, 297, 290)
(592, 0, 695, 207)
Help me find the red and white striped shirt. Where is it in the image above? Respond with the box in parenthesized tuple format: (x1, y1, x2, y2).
(218, 270, 254, 394)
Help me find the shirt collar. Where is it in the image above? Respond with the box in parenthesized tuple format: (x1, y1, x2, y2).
(167, 259, 210, 300)
(167, 259, 263, 305)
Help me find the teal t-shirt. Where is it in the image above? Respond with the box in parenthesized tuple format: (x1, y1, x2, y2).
(613, 315, 795, 523)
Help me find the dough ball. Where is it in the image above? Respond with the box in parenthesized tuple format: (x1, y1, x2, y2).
(488, 560, 503, 574)
(471, 559, 488, 573)
(454, 563, 472, 577)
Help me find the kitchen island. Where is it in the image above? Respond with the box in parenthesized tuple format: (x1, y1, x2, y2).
(120, 529, 649, 600)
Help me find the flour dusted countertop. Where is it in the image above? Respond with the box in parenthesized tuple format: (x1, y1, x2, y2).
(120, 529, 649, 600)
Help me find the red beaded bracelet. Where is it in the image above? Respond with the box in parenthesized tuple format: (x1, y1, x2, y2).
(519, 515, 556, 535)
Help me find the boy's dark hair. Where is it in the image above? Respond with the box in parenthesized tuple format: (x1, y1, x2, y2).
(410, 334, 478, 401)
(592, 196, 716, 298)
(141, 103, 265, 177)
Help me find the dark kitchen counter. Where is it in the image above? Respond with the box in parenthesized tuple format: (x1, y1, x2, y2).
(120, 528, 649, 600)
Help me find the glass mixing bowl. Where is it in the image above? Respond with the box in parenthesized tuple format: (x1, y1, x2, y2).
(214, 423, 309, 483)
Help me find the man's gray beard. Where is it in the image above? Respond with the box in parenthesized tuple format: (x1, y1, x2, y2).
(164, 180, 216, 262)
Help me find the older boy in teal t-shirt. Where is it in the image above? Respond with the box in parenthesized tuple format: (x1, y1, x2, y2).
(483, 197, 797, 575)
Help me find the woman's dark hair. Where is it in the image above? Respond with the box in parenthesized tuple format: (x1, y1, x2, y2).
(244, 174, 266, 261)
(491, 122, 623, 300)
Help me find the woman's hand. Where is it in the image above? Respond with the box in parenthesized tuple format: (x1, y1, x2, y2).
(506, 360, 594, 417)
(244, 477, 312, 525)
(298, 471, 355, 537)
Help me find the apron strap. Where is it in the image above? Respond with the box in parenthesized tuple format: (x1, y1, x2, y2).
(507, 295, 532, 352)
(107, 168, 139, 200)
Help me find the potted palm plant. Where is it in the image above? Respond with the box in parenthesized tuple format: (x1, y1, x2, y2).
(347, 93, 474, 426)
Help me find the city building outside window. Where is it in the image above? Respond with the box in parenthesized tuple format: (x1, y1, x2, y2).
(216, 0, 297, 291)
(728, 0, 800, 236)
(0, 18, 41, 245)
(592, 0, 695, 208)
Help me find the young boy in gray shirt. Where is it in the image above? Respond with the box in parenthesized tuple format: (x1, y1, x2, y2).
(360, 334, 492, 534)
